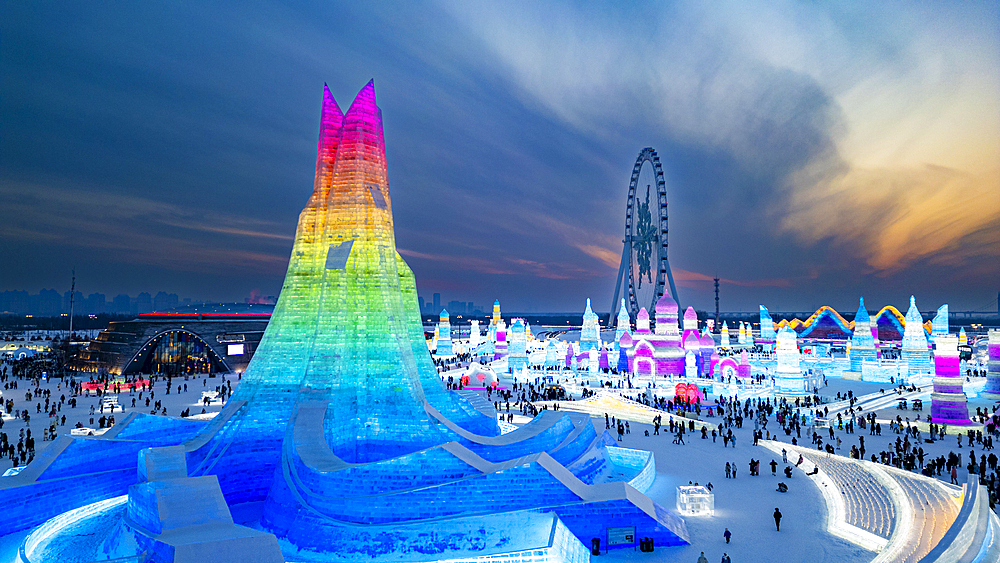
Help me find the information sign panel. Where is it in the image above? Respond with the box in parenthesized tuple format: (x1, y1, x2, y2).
(607, 526, 636, 546)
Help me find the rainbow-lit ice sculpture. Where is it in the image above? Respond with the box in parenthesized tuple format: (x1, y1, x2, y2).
(494, 319, 508, 360)
(488, 299, 501, 343)
(437, 308, 453, 356)
(983, 329, 1000, 399)
(931, 334, 972, 425)
(3, 82, 689, 563)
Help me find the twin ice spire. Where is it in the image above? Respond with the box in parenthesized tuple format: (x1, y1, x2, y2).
(308, 80, 389, 223)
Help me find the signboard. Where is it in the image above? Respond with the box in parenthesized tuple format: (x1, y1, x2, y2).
(227, 344, 245, 356)
(607, 526, 636, 547)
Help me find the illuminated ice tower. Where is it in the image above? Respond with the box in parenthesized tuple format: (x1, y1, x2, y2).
(902, 296, 932, 375)
(931, 334, 971, 425)
(436, 309, 453, 356)
(982, 329, 1000, 399)
(652, 294, 685, 377)
(544, 338, 559, 368)
(720, 322, 731, 348)
(759, 305, 776, 341)
(580, 298, 600, 353)
(615, 298, 631, 348)
(774, 325, 807, 396)
(682, 306, 699, 343)
(494, 319, 508, 360)
(0, 81, 691, 562)
(932, 304, 949, 342)
(849, 297, 876, 373)
(700, 328, 715, 377)
(468, 319, 481, 351)
(738, 322, 747, 345)
(508, 318, 527, 373)
(488, 299, 501, 342)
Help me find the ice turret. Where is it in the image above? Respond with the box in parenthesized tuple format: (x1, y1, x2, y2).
(902, 296, 931, 375)
(507, 318, 527, 372)
(849, 297, 876, 372)
(615, 298, 631, 348)
(759, 305, 776, 341)
(932, 304, 949, 341)
(580, 298, 600, 352)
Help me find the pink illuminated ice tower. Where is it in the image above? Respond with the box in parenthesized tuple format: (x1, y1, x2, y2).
(931, 334, 972, 425)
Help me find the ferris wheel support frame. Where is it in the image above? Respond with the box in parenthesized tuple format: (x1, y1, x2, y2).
(610, 147, 680, 320)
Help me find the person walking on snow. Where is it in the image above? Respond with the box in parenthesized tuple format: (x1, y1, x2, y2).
(697, 552, 709, 563)
(773, 507, 782, 531)
(770, 459, 777, 475)
(723, 528, 731, 543)
(721, 554, 731, 563)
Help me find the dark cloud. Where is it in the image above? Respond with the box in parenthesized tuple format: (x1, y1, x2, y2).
(1, 1, 997, 314)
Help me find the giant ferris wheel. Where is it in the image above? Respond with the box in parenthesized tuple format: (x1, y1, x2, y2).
(610, 147, 680, 319)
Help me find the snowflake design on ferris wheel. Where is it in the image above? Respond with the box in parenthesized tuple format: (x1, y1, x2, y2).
(632, 185, 655, 289)
(611, 147, 680, 318)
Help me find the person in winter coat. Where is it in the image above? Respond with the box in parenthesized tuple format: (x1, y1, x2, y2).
(773, 507, 782, 531)
(697, 552, 709, 563)
(724, 528, 731, 543)
(721, 554, 732, 563)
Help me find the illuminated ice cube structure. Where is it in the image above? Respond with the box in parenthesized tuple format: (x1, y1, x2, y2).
(676, 485, 714, 516)
(3, 82, 689, 563)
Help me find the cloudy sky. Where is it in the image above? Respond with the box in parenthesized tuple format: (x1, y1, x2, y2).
(2, 1, 998, 314)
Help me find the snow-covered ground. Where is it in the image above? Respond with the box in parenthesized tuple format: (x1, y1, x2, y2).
(0, 360, 233, 465)
(3, 357, 996, 562)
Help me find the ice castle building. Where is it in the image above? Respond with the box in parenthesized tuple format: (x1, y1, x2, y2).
(774, 325, 807, 396)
